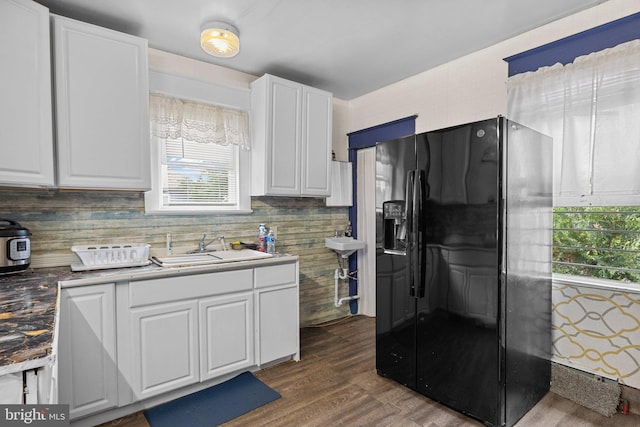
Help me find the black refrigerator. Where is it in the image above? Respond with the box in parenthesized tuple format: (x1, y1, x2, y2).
(375, 117, 552, 427)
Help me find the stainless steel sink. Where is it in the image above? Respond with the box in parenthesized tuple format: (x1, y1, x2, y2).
(325, 236, 366, 258)
(152, 249, 272, 267)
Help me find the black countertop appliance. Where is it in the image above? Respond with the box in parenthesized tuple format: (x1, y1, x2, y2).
(0, 219, 31, 274)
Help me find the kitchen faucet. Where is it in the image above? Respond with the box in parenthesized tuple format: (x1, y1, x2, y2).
(187, 234, 225, 253)
(199, 234, 216, 252)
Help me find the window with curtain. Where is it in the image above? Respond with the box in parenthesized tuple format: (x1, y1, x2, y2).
(144, 93, 252, 214)
(507, 39, 640, 284)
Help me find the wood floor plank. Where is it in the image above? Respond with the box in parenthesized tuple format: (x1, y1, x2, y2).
(100, 315, 640, 427)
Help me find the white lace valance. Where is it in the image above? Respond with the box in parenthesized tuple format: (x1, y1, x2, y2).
(507, 39, 640, 206)
(150, 93, 250, 150)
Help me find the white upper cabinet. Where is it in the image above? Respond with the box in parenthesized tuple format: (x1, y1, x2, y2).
(301, 86, 333, 196)
(250, 74, 332, 197)
(52, 15, 150, 190)
(0, 0, 54, 187)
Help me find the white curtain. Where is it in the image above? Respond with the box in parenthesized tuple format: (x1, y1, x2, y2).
(150, 93, 251, 150)
(357, 147, 377, 317)
(507, 39, 640, 206)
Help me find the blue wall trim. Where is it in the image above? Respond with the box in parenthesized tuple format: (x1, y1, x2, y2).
(346, 115, 417, 314)
(504, 11, 640, 76)
(348, 115, 417, 149)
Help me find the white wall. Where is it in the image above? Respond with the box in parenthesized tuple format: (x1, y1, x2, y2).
(346, 0, 640, 142)
(149, 48, 256, 88)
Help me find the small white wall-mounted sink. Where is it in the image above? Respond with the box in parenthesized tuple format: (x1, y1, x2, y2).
(325, 236, 366, 258)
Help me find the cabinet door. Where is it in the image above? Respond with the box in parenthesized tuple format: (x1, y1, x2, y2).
(0, 0, 54, 187)
(266, 76, 302, 195)
(52, 15, 150, 190)
(301, 86, 332, 196)
(256, 284, 299, 364)
(130, 300, 198, 400)
(199, 292, 254, 381)
(0, 373, 23, 404)
(58, 283, 117, 419)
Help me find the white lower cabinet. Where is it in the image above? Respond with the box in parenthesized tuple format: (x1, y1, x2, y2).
(256, 284, 299, 364)
(200, 292, 254, 381)
(59, 283, 117, 420)
(60, 259, 298, 424)
(130, 300, 199, 401)
(0, 372, 23, 404)
(122, 268, 255, 402)
(0, 367, 57, 405)
(255, 263, 300, 364)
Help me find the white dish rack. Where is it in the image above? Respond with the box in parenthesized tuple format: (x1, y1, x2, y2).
(71, 243, 151, 271)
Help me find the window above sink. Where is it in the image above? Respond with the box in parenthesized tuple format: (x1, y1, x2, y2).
(144, 65, 252, 215)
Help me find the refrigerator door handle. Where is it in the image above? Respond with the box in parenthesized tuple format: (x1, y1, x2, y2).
(415, 169, 427, 298)
(405, 170, 416, 297)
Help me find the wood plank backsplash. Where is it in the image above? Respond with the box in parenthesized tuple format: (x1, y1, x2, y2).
(0, 189, 351, 326)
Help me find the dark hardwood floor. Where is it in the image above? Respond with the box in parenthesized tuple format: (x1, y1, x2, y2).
(103, 315, 640, 426)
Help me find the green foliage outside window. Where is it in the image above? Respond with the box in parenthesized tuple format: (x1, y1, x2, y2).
(553, 207, 640, 283)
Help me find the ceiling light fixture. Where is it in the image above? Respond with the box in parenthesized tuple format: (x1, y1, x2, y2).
(200, 21, 240, 58)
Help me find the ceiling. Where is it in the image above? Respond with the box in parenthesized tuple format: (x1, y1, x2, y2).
(35, 0, 609, 100)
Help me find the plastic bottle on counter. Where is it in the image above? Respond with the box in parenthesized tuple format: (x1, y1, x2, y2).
(166, 233, 173, 254)
(258, 224, 267, 252)
(266, 229, 276, 254)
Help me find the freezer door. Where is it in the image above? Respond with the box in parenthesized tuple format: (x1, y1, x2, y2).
(414, 120, 501, 426)
(375, 135, 417, 388)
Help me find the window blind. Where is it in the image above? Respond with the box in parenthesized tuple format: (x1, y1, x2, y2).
(162, 137, 237, 206)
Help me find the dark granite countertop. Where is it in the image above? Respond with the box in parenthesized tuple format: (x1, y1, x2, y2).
(0, 267, 66, 374)
(0, 254, 299, 375)
(0, 265, 167, 374)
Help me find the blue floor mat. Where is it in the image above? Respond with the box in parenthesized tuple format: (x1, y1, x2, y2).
(144, 372, 281, 427)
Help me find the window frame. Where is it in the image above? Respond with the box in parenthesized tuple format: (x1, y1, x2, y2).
(145, 131, 252, 215)
(144, 67, 252, 215)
